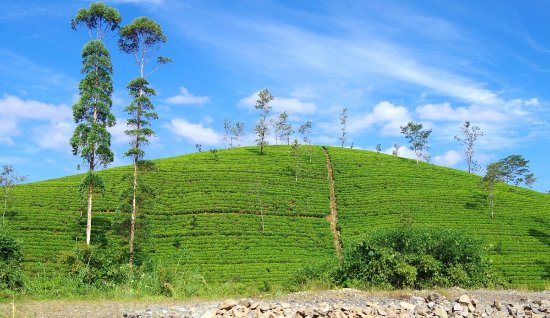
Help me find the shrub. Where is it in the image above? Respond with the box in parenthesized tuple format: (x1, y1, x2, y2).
(59, 243, 128, 288)
(0, 231, 24, 291)
(337, 228, 502, 289)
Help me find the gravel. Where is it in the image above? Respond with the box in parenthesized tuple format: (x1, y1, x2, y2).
(1, 288, 548, 318)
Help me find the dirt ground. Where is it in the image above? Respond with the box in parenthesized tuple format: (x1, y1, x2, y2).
(1, 288, 548, 318)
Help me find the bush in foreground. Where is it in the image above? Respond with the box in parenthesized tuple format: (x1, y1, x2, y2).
(294, 228, 503, 290)
(0, 230, 24, 292)
(338, 228, 502, 289)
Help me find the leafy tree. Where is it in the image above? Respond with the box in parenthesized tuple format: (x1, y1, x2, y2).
(454, 121, 483, 173)
(482, 155, 535, 218)
(195, 144, 202, 152)
(375, 144, 382, 154)
(275, 112, 293, 145)
(400, 121, 432, 164)
(254, 89, 273, 155)
(223, 118, 245, 148)
(298, 121, 313, 162)
(118, 16, 170, 268)
(392, 143, 400, 156)
(70, 2, 121, 245)
(0, 165, 25, 227)
(339, 107, 348, 148)
(298, 121, 312, 144)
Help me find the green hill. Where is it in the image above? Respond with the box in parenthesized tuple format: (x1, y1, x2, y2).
(5, 146, 550, 288)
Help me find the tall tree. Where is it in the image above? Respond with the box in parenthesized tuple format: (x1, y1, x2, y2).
(0, 165, 25, 227)
(70, 2, 121, 245)
(400, 121, 432, 164)
(482, 155, 535, 218)
(254, 89, 273, 155)
(118, 16, 170, 268)
(339, 107, 348, 148)
(454, 121, 483, 173)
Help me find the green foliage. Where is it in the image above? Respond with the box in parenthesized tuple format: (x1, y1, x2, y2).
(71, 2, 121, 40)
(59, 243, 128, 287)
(0, 231, 24, 291)
(118, 16, 167, 56)
(338, 228, 501, 289)
(400, 121, 432, 163)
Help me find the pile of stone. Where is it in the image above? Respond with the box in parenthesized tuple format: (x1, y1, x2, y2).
(123, 293, 550, 318)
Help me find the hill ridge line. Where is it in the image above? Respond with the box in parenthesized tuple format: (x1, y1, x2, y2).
(323, 146, 343, 260)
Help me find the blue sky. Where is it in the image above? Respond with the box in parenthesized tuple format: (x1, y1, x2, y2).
(1, 0, 549, 192)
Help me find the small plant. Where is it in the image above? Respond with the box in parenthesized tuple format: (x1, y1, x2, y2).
(209, 148, 219, 161)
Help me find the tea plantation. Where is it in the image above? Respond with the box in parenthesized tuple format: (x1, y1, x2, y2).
(328, 147, 550, 288)
(4, 145, 550, 288)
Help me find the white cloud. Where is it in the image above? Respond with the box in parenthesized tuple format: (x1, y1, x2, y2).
(108, 122, 130, 145)
(239, 91, 316, 114)
(0, 94, 71, 122)
(0, 119, 18, 144)
(165, 87, 210, 106)
(165, 118, 221, 146)
(348, 101, 411, 136)
(34, 121, 74, 152)
(416, 102, 508, 122)
(433, 150, 462, 167)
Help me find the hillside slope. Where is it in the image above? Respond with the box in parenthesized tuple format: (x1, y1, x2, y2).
(329, 147, 550, 287)
(5, 146, 550, 288)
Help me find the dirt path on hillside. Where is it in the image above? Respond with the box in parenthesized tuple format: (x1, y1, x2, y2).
(322, 147, 342, 260)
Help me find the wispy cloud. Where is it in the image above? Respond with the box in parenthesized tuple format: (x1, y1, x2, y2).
(164, 118, 221, 146)
(165, 87, 210, 106)
(239, 91, 316, 115)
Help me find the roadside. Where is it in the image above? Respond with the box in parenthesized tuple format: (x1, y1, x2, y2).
(1, 288, 549, 318)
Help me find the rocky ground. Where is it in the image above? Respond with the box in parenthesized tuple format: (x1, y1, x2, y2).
(1, 289, 549, 318)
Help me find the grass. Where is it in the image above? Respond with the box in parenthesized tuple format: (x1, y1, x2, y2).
(2, 145, 549, 298)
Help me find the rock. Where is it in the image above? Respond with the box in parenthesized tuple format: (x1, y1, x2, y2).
(494, 301, 503, 311)
(539, 301, 549, 312)
(400, 302, 416, 312)
(458, 295, 471, 305)
(238, 299, 251, 308)
(281, 303, 292, 310)
(531, 314, 544, 318)
(377, 307, 388, 316)
(453, 303, 463, 312)
(259, 302, 271, 312)
(220, 300, 237, 311)
(434, 306, 449, 318)
(201, 309, 218, 318)
(250, 302, 259, 310)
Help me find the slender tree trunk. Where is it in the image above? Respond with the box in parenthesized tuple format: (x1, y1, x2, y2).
(86, 182, 93, 245)
(129, 63, 144, 268)
(129, 156, 138, 269)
